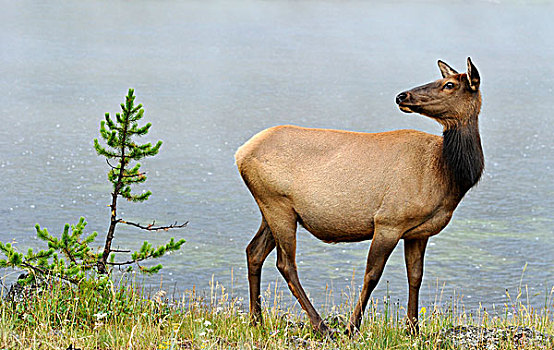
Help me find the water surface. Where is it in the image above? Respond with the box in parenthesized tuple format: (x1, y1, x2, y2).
(1, 0, 553, 313)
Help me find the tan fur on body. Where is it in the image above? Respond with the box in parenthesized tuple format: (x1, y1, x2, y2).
(237, 126, 457, 242)
(236, 58, 483, 336)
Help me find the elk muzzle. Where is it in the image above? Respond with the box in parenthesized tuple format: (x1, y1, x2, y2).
(396, 91, 414, 113)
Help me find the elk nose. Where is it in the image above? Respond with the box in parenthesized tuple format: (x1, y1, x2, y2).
(396, 92, 408, 104)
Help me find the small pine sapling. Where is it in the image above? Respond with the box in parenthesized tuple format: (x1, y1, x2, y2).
(94, 88, 186, 274)
(0, 89, 186, 288)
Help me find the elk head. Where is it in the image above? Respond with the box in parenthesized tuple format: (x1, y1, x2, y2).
(395, 57, 481, 130)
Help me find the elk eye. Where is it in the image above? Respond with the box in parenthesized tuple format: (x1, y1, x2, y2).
(443, 82, 455, 90)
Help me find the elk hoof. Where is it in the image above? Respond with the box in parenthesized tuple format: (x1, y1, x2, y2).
(344, 324, 360, 337)
(315, 320, 338, 339)
(249, 314, 263, 327)
(405, 319, 420, 335)
(324, 327, 340, 340)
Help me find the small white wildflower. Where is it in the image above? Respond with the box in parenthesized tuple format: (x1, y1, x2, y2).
(203, 320, 212, 327)
(93, 312, 107, 320)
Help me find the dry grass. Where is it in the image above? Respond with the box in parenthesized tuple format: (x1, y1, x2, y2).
(0, 275, 551, 349)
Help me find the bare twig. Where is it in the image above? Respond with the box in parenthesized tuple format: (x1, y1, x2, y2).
(110, 248, 131, 253)
(119, 220, 188, 231)
(106, 256, 150, 267)
(106, 260, 141, 267)
(105, 158, 118, 170)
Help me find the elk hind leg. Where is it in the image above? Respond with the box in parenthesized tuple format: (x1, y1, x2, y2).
(258, 204, 330, 335)
(266, 212, 330, 335)
(276, 244, 331, 335)
(246, 218, 275, 325)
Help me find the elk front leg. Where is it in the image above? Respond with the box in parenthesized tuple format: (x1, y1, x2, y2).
(246, 218, 275, 325)
(404, 238, 428, 333)
(346, 231, 400, 336)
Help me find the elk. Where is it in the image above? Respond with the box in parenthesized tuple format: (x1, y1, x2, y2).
(235, 58, 483, 335)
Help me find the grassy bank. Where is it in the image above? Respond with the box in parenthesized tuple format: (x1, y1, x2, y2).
(0, 276, 552, 349)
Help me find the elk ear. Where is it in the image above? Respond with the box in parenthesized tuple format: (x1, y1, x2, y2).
(438, 60, 458, 78)
(466, 57, 480, 91)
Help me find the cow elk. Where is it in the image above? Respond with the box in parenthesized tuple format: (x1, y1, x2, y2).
(235, 58, 484, 335)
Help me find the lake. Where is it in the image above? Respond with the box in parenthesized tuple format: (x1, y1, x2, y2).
(1, 0, 553, 314)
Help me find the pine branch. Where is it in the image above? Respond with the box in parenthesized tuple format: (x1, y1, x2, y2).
(107, 237, 184, 272)
(20, 262, 81, 285)
(94, 139, 120, 159)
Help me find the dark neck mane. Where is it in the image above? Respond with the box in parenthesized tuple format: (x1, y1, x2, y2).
(442, 122, 484, 195)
